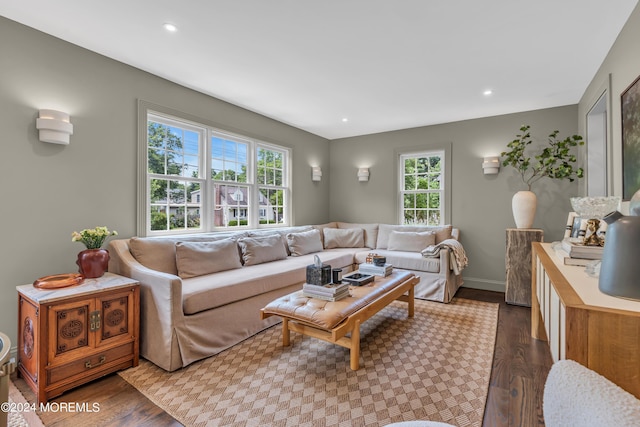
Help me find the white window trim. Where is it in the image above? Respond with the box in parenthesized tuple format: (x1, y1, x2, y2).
(395, 142, 452, 225)
(137, 100, 292, 236)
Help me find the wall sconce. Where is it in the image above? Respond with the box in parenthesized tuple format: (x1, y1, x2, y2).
(311, 166, 322, 182)
(482, 156, 500, 175)
(36, 109, 74, 144)
(357, 168, 370, 182)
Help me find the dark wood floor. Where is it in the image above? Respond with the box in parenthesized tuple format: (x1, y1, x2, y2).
(13, 288, 552, 427)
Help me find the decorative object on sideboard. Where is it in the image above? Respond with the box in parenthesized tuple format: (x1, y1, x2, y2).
(72, 226, 118, 278)
(311, 166, 322, 182)
(357, 168, 370, 181)
(598, 190, 640, 301)
(36, 109, 74, 144)
(482, 156, 500, 174)
(501, 125, 584, 228)
(570, 196, 621, 246)
(632, 189, 640, 215)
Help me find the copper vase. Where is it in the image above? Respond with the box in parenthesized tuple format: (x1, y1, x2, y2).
(76, 248, 109, 278)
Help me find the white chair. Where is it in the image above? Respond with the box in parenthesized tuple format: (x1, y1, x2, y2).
(543, 359, 640, 427)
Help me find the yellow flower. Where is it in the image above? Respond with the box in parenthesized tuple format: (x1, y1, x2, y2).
(71, 226, 118, 249)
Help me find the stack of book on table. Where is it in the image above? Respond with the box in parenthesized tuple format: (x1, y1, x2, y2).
(302, 282, 350, 301)
(358, 263, 393, 277)
(560, 238, 603, 266)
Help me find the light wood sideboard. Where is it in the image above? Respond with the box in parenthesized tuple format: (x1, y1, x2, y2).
(17, 273, 139, 404)
(531, 242, 640, 398)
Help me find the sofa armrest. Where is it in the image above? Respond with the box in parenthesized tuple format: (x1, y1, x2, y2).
(109, 239, 183, 302)
(439, 249, 452, 276)
(108, 239, 184, 371)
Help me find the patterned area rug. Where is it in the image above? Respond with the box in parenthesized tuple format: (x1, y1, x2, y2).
(7, 380, 45, 427)
(119, 298, 498, 427)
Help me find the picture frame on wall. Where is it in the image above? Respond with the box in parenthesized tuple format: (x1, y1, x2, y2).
(621, 74, 640, 200)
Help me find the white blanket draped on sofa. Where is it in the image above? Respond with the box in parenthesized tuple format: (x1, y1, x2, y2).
(421, 238, 469, 274)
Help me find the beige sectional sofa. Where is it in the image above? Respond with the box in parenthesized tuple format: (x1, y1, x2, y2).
(108, 222, 464, 371)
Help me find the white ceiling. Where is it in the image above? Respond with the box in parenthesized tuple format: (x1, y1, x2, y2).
(1, 1, 638, 139)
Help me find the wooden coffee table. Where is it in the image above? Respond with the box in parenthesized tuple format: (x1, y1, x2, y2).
(260, 270, 419, 370)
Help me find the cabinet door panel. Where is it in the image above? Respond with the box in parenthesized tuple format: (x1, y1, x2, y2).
(97, 290, 134, 347)
(48, 298, 94, 363)
(560, 302, 566, 360)
(543, 273, 551, 339)
(549, 285, 560, 362)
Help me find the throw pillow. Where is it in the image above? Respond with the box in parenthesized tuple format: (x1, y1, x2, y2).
(129, 237, 178, 275)
(286, 229, 323, 256)
(175, 239, 242, 279)
(248, 226, 312, 256)
(387, 230, 436, 252)
(323, 228, 365, 249)
(237, 234, 288, 266)
(336, 222, 379, 249)
(312, 222, 338, 246)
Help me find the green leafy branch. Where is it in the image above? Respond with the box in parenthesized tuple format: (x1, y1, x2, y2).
(501, 125, 585, 191)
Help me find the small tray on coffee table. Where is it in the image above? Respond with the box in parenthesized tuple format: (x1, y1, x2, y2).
(341, 272, 374, 286)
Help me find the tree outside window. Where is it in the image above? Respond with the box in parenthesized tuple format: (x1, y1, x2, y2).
(144, 110, 291, 235)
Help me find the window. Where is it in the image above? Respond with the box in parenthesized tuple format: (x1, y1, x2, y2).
(399, 150, 445, 225)
(140, 105, 291, 235)
(147, 118, 204, 233)
(257, 146, 287, 225)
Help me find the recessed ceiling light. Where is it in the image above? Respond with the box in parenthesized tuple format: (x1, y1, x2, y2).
(342, 118, 349, 122)
(483, 90, 493, 96)
(163, 23, 178, 32)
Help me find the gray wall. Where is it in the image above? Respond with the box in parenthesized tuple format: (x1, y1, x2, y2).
(2, 1, 639, 351)
(0, 17, 330, 347)
(329, 105, 580, 291)
(578, 1, 640, 202)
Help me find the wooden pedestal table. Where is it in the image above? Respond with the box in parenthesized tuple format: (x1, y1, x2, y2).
(505, 228, 543, 306)
(261, 270, 419, 370)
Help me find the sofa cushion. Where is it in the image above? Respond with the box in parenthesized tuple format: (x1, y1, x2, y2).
(238, 234, 288, 266)
(312, 222, 338, 246)
(175, 239, 242, 279)
(286, 229, 323, 256)
(376, 224, 453, 248)
(181, 250, 355, 314)
(323, 227, 365, 249)
(248, 226, 312, 255)
(387, 230, 436, 252)
(355, 249, 441, 273)
(129, 237, 178, 275)
(337, 222, 379, 249)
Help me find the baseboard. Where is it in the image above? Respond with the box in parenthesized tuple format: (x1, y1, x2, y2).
(462, 276, 506, 293)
